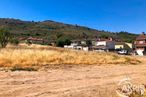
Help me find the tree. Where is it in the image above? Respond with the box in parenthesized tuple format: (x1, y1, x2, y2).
(56, 37, 71, 47)
(0, 28, 11, 48)
(99, 33, 109, 39)
(86, 40, 92, 47)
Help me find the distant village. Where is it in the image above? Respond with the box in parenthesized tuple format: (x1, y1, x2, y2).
(64, 32, 146, 56)
(19, 32, 146, 56)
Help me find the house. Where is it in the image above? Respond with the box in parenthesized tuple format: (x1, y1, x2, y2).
(64, 43, 78, 49)
(64, 40, 89, 51)
(115, 42, 133, 51)
(93, 38, 115, 51)
(71, 39, 89, 46)
(64, 44, 89, 51)
(134, 32, 146, 56)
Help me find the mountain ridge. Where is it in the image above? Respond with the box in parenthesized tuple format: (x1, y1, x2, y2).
(0, 18, 138, 44)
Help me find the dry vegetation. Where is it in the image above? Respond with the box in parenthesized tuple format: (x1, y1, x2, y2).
(0, 44, 145, 97)
(0, 44, 140, 68)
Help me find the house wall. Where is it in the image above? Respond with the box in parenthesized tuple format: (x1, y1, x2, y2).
(81, 41, 86, 45)
(64, 45, 74, 49)
(136, 47, 145, 56)
(96, 41, 106, 46)
(136, 49, 144, 56)
(83, 47, 89, 51)
(76, 46, 83, 50)
(106, 41, 115, 49)
(95, 41, 115, 50)
(115, 43, 133, 50)
(71, 43, 78, 46)
(115, 45, 124, 49)
(125, 43, 133, 49)
(136, 40, 146, 44)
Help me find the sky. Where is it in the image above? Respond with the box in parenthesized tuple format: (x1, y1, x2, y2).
(0, 0, 146, 34)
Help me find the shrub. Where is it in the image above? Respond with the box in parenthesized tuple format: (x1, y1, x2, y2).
(0, 28, 11, 48)
(10, 38, 19, 45)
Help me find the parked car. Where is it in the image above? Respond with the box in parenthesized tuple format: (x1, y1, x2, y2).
(118, 50, 128, 55)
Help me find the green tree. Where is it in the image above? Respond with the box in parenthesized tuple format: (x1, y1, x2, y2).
(56, 37, 71, 47)
(99, 33, 109, 39)
(86, 40, 92, 47)
(0, 28, 11, 48)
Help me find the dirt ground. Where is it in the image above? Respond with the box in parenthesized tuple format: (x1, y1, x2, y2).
(0, 57, 146, 97)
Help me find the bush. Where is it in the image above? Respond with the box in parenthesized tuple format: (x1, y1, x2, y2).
(0, 28, 11, 48)
(10, 38, 19, 45)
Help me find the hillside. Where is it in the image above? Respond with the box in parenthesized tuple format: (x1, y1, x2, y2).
(0, 18, 138, 44)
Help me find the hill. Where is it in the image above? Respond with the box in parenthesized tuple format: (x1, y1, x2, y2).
(0, 18, 138, 44)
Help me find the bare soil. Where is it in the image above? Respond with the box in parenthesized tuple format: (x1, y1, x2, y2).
(0, 58, 146, 97)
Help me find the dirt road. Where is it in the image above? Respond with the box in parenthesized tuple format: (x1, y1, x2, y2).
(0, 62, 146, 97)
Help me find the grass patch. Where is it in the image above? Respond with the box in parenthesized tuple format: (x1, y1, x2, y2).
(0, 45, 141, 68)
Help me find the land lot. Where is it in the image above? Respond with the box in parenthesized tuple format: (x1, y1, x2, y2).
(0, 45, 145, 97)
(0, 60, 146, 97)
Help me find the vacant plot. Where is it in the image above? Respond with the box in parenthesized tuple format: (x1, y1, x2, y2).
(0, 44, 140, 68)
(0, 44, 144, 97)
(0, 63, 146, 97)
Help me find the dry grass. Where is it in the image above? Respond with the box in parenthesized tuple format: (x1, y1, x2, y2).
(0, 44, 141, 68)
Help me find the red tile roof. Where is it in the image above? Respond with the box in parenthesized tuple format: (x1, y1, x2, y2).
(27, 37, 43, 41)
(136, 33, 146, 40)
(135, 32, 146, 47)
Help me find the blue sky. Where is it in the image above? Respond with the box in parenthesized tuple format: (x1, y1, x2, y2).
(0, 0, 146, 34)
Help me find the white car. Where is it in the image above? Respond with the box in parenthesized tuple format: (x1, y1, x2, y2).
(118, 50, 128, 55)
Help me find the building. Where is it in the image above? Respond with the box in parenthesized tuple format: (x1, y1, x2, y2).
(93, 38, 115, 51)
(134, 32, 146, 56)
(64, 42, 89, 51)
(115, 42, 133, 51)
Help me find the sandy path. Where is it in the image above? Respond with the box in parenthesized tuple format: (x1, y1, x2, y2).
(0, 63, 146, 97)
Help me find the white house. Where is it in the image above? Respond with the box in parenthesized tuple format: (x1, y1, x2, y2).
(64, 43, 89, 51)
(93, 38, 115, 51)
